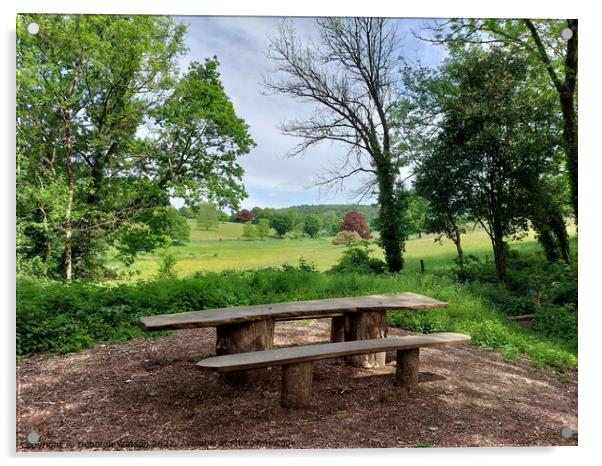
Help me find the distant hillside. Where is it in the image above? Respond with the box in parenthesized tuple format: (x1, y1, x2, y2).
(274, 204, 379, 223)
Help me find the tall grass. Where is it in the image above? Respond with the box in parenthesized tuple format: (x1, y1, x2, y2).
(16, 267, 576, 371)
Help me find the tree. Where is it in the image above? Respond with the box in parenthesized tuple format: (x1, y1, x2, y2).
(234, 209, 256, 223)
(17, 14, 254, 281)
(255, 207, 276, 224)
(196, 203, 219, 230)
(428, 47, 563, 282)
(423, 19, 578, 221)
(321, 210, 339, 236)
(414, 153, 467, 266)
(266, 18, 410, 271)
(405, 194, 430, 238)
(303, 215, 322, 238)
(270, 214, 293, 238)
(242, 222, 258, 240)
(256, 218, 271, 240)
(340, 210, 372, 240)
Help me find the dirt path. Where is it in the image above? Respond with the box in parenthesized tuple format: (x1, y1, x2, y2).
(16, 320, 577, 450)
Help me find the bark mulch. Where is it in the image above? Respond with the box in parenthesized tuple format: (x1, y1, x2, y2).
(16, 319, 577, 451)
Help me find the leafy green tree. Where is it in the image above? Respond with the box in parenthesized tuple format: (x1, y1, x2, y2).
(405, 195, 430, 238)
(321, 210, 339, 236)
(242, 222, 258, 240)
(270, 214, 294, 238)
(254, 207, 275, 223)
(427, 47, 563, 282)
(256, 219, 271, 240)
(425, 19, 578, 221)
(16, 15, 253, 281)
(414, 142, 469, 266)
(196, 203, 219, 230)
(303, 215, 322, 238)
(114, 207, 189, 267)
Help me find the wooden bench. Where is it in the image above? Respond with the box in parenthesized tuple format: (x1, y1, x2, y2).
(197, 332, 470, 408)
(139, 293, 448, 383)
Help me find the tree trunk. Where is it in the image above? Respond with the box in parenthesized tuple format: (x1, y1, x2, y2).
(395, 348, 419, 390)
(281, 362, 313, 409)
(376, 162, 404, 272)
(536, 226, 560, 263)
(63, 109, 74, 283)
(561, 97, 578, 223)
(215, 319, 275, 385)
(490, 221, 507, 283)
(550, 211, 571, 263)
(345, 310, 387, 368)
(453, 227, 464, 266)
(561, 19, 578, 223)
(525, 18, 578, 223)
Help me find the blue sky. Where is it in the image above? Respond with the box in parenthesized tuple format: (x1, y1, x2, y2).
(174, 16, 446, 210)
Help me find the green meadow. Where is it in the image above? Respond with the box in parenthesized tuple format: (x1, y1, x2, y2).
(110, 220, 574, 279)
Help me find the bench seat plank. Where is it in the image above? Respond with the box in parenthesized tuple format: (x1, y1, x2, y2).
(139, 293, 448, 330)
(197, 333, 470, 372)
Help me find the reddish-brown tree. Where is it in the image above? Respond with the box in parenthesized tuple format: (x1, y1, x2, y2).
(234, 209, 256, 223)
(339, 210, 372, 239)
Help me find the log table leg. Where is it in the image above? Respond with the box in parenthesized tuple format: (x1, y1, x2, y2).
(345, 310, 388, 369)
(281, 362, 313, 409)
(330, 316, 346, 343)
(395, 348, 419, 390)
(215, 319, 275, 386)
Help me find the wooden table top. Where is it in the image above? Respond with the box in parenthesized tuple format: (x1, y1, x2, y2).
(139, 292, 448, 331)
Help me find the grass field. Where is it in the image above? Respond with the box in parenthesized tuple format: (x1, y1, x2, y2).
(109, 220, 576, 279)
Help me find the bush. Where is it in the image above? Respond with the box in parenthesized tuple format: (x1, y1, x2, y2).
(329, 244, 387, 274)
(16, 258, 577, 370)
(332, 230, 362, 245)
(532, 304, 577, 348)
(157, 248, 178, 278)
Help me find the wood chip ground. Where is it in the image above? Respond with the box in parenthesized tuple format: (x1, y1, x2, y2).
(16, 320, 577, 450)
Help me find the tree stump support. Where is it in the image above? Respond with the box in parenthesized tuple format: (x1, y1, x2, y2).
(281, 362, 313, 409)
(330, 316, 346, 342)
(215, 319, 275, 385)
(344, 310, 388, 368)
(395, 348, 419, 390)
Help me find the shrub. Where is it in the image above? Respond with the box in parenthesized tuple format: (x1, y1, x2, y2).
(532, 304, 577, 348)
(256, 218, 270, 239)
(157, 248, 178, 278)
(329, 244, 387, 274)
(242, 222, 258, 240)
(332, 230, 362, 245)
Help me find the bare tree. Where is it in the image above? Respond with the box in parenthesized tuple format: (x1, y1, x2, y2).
(265, 17, 408, 271)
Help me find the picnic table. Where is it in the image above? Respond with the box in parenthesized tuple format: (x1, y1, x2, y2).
(139, 292, 448, 385)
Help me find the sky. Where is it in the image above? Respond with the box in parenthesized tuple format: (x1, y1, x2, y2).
(173, 16, 447, 211)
